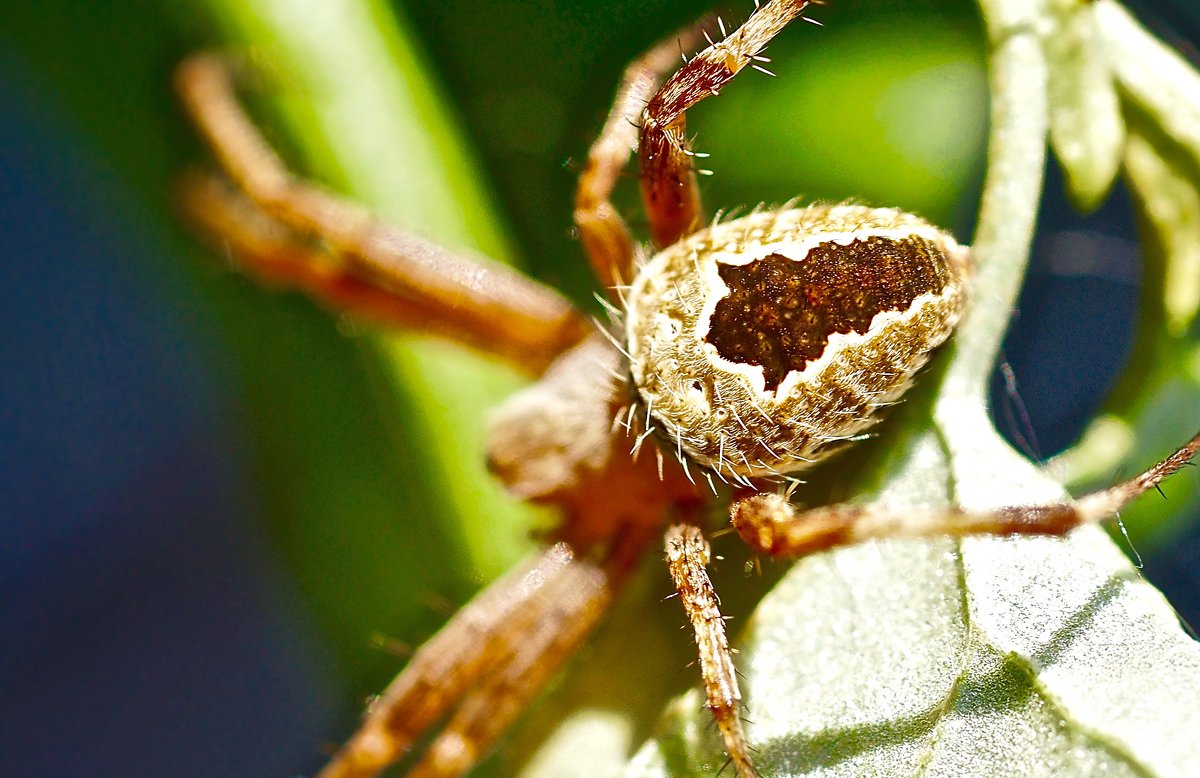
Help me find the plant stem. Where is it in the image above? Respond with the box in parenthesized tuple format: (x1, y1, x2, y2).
(941, 0, 1048, 407)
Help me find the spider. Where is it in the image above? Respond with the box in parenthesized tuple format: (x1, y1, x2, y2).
(175, 1, 1200, 776)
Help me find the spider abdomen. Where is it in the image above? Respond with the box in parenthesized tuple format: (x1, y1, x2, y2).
(625, 204, 967, 481)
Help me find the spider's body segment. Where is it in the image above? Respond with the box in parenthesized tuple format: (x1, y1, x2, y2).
(626, 205, 967, 481)
(175, 0, 1200, 775)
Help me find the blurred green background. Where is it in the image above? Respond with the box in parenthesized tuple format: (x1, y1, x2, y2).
(1, 0, 1197, 775)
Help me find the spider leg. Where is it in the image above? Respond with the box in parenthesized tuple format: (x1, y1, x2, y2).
(319, 527, 653, 778)
(176, 54, 588, 375)
(407, 526, 652, 777)
(639, 0, 818, 248)
(733, 430, 1200, 557)
(575, 24, 706, 292)
(316, 544, 575, 778)
(665, 523, 757, 778)
(179, 171, 569, 373)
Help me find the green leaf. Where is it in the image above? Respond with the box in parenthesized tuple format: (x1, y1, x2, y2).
(631, 525, 1200, 776)
(1124, 127, 1200, 340)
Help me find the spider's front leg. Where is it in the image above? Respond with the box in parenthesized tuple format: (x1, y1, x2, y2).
(638, 0, 819, 248)
(574, 24, 705, 291)
(665, 524, 757, 778)
(318, 527, 654, 778)
(732, 431, 1200, 558)
(402, 525, 655, 778)
(176, 54, 588, 375)
(179, 172, 570, 369)
(317, 544, 574, 778)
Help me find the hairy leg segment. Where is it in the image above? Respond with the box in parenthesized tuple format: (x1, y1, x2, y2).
(319, 526, 653, 778)
(574, 24, 706, 292)
(732, 431, 1200, 557)
(638, 0, 819, 249)
(665, 524, 757, 778)
(175, 53, 588, 375)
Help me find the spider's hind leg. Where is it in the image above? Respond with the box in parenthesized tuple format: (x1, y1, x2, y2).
(732, 430, 1200, 558)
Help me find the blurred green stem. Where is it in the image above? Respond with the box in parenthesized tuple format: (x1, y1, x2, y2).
(195, 0, 537, 576)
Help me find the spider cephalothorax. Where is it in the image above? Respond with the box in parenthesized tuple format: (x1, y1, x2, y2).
(626, 205, 967, 481)
(175, 0, 1200, 775)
